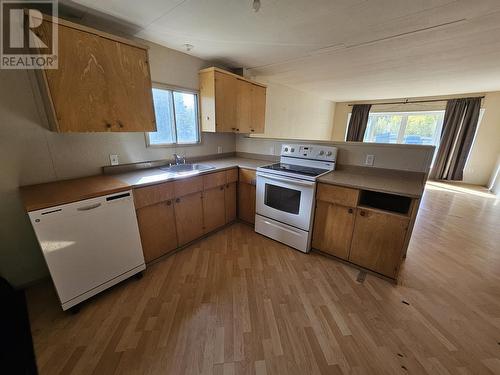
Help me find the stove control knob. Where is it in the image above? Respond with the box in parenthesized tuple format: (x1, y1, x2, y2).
(284, 147, 289, 152)
(327, 151, 332, 156)
(319, 150, 325, 156)
(290, 148, 295, 152)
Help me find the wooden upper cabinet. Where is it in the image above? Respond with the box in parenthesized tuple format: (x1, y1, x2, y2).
(348, 208, 409, 279)
(312, 201, 356, 260)
(250, 84, 266, 133)
(199, 67, 266, 134)
(34, 16, 156, 132)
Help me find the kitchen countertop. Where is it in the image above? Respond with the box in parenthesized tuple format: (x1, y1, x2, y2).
(20, 157, 427, 212)
(318, 165, 426, 198)
(114, 157, 267, 187)
(20, 175, 131, 212)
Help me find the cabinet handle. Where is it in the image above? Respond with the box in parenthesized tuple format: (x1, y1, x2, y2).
(250, 129, 255, 132)
(166, 200, 172, 206)
(360, 210, 366, 217)
(117, 120, 124, 128)
(226, 184, 229, 188)
(175, 198, 180, 203)
(348, 208, 353, 214)
(105, 122, 112, 129)
(231, 127, 236, 130)
(220, 186, 224, 190)
(236, 128, 240, 132)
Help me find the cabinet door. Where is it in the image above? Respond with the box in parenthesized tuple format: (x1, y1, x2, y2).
(238, 182, 256, 224)
(203, 186, 226, 234)
(215, 71, 237, 132)
(250, 84, 266, 134)
(225, 182, 237, 223)
(349, 209, 409, 278)
(136, 201, 177, 262)
(312, 201, 355, 260)
(174, 192, 204, 246)
(236, 79, 252, 133)
(38, 22, 155, 132)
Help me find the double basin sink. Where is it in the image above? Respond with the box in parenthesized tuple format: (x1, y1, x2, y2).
(159, 163, 215, 176)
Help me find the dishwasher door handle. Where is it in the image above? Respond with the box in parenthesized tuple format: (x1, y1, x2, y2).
(77, 203, 102, 211)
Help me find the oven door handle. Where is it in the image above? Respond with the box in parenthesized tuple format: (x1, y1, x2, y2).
(257, 172, 316, 187)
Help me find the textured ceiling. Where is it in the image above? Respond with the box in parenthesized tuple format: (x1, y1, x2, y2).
(69, 0, 500, 101)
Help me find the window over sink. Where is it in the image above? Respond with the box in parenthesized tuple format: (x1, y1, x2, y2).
(146, 85, 200, 146)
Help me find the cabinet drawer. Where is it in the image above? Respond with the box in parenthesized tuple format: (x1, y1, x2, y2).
(174, 176, 203, 197)
(133, 182, 174, 209)
(226, 168, 238, 183)
(316, 183, 359, 207)
(239, 168, 256, 185)
(203, 171, 227, 190)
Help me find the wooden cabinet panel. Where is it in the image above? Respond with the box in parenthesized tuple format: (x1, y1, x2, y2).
(173, 176, 203, 197)
(226, 168, 238, 184)
(174, 192, 204, 246)
(199, 67, 266, 134)
(136, 201, 177, 262)
(236, 79, 252, 133)
(36, 18, 155, 133)
(214, 71, 237, 132)
(317, 183, 359, 207)
(349, 209, 409, 278)
(238, 182, 256, 224)
(203, 171, 227, 190)
(203, 186, 226, 234)
(250, 84, 266, 133)
(225, 182, 237, 223)
(239, 168, 256, 185)
(133, 182, 174, 209)
(312, 202, 356, 260)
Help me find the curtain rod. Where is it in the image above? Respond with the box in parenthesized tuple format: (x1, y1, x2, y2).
(347, 96, 485, 107)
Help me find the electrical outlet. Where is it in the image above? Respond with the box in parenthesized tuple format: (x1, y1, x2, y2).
(217, 145, 223, 154)
(365, 154, 375, 166)
(109, 154, 119, 166)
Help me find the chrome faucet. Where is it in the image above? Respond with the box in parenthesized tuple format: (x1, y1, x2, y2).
(173, 153, 186, 165)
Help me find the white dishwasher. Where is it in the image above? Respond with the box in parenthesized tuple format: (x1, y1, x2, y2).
(28, 190, 145, 310)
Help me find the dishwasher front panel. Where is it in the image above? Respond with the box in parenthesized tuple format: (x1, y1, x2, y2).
(28, 191, 145, 308)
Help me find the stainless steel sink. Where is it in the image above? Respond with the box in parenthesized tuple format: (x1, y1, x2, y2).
(159, 163, 215, 174)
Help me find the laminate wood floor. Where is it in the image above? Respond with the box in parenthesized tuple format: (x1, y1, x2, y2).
(26, 183, 500, 374)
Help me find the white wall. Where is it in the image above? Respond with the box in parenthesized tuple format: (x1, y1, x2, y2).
(0, 41, 235, 287)
(249, 77, 335, 140)
(236, 135, 434, 173)
(331, 92, 500, 186)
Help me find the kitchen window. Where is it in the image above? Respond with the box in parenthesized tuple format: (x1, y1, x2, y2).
(362, 111, 445, 146)
(146, 85, 200, 146)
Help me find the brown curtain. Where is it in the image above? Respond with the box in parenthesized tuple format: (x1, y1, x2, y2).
(346, 104, 372, 141)
(431, 97, 481, 181)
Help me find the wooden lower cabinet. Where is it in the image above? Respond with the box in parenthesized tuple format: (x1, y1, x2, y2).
(174, 192, 204, 246)
(238, 182, 256, 224)
(348, 209, 409, 278)
(312, 201, 355, 260)
(225, 182, 237, 223)
(136, 201, 177, 262)
(203, 186, 226, 234)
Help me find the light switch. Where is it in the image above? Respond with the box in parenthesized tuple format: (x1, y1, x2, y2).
(109, 154, 119, 166)
(217, 146, 223, 154)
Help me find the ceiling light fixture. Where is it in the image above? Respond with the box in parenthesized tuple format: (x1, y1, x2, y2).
(184, 43, 194, 52)
(252, 0, 261, 12)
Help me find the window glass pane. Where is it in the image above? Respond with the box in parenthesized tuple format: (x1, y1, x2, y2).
(173, 92, 198, 144)
(149, 88, 175, 145)
(404, 113, 441, 145)
(364, 114, 402, 143)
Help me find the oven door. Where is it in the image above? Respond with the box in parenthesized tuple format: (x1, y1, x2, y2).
(256, 171, 316, 231)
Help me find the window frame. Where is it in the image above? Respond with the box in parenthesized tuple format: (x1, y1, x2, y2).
(145, 82, 202, 148)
